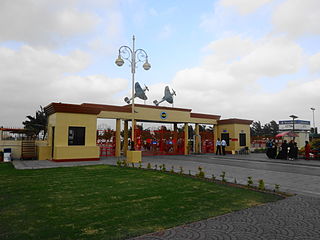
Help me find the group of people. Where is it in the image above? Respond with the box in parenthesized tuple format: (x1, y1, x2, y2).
(266, 139, 298, 160)
(216, 138, 227, 155)
(266, 139, 311, 160)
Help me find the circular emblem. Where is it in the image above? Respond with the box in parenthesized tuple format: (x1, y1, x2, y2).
(160, 111, 167, 119)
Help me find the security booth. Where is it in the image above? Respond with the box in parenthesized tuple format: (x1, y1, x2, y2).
(216, 119, 253, 154)
(41, 103, 100, 162)
(40, 102, 252, 161)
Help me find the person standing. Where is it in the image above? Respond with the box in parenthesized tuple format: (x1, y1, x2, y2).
(305, 141, 311, 160)
(293, 142, 298, 159)
(216, 138, 222, 155)
(221, 139, 227, 155)
(270, 139, 277, 159)
(280, 140, 288, 160)
(266, 138, 272, 158)
(288, 140, 295, 160)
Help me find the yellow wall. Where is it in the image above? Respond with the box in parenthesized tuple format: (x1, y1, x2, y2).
(134, 106, 190, 123)
(37, 146, 51, 160)
(47, 113, 99, 161)
(217, 124, 235, 152)
(217, 123, 251, 152)
(98, 107, 217, 125)
(97, 111, 132, 120)
(234, 124, 251, 150)
(0, 140, 21, 159)
(0, 140, 49, 160)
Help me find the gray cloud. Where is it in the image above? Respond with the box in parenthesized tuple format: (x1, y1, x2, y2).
(0, 45, 127, 127)
(272, 0, 320, 38)
(0, 0, 100, 46)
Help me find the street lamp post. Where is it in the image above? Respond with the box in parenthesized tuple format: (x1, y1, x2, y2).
(115, 35, 151, 150)
(289, 114, 298, 140)
(311, 108, 316, 133)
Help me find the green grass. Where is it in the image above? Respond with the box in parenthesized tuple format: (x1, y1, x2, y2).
(0, 163, 282, 240)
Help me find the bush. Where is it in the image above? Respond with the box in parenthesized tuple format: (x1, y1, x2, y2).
(159, 164, 166, 172)
(258, 179, 265, 190)
(196, 166, 205, 178)
(220, 171, 226, 182)
(116, 160, 121, 167)
(311, 139, 320, 149)
(247, 176, 253, 187)
(179, 166, 184, 175)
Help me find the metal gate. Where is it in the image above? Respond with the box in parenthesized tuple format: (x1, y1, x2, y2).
(97, 130, 116, 157)
(200, 131, 215, 153)
(134, 128, 185, 156)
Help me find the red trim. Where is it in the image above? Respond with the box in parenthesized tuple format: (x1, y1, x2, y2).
(44, 103, 101, 116)
(218, 118, 253, 125)
(52, 158, 100, 162)
(0, 127, 32, 133)
(191, 113, 221, 120)
(82, 103, 131, 113)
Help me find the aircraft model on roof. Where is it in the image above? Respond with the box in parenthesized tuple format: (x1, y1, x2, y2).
(124, 82, 149, 104)
(153, 86, 176, 106)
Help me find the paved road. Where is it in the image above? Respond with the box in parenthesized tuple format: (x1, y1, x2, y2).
(100, 153, 320, 197)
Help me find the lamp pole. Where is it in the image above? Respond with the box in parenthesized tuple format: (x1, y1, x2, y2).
(289, 114, 298, 140)
(115, 35, 151, 150)
(311, 107, 315, 133)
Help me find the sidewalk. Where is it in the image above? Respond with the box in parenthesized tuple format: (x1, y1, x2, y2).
(12, 153, 320, 169)
(210, 152, 320, 167)
(131, 195, 320, 240)
(12, 158, 113, 170)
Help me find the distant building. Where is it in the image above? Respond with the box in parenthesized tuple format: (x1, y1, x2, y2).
(278, 120, 310, 148)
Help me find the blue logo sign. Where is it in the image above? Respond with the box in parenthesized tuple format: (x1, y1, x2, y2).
(160, 112, 167, 119)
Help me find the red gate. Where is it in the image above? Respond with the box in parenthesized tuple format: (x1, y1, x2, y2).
(97, 130, 116, 157)
(200, 131, 215, 153)
(134, 128, 185, 156)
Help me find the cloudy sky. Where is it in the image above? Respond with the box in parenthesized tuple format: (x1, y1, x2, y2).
(1, 0, 320, 129)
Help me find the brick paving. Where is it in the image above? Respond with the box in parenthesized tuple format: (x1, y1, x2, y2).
(131, 195, 320, 240)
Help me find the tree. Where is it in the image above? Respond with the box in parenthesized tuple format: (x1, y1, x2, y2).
(251, 120, 279, 138)
(23, 106, 47, 140)
(269, 120, 279, 136)
(250, 121, 263, 137)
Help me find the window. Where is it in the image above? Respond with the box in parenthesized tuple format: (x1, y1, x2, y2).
(239, 133, 246, 146)
(221, 133, 230, 146)
(68, 127, 85, 146)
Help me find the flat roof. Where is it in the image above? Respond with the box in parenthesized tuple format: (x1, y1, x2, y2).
(45, 102, 221, 120)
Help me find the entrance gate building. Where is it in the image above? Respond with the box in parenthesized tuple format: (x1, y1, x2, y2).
(39, 102, 252, 161)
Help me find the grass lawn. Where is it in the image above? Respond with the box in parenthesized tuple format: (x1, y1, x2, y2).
(0, 163, 282, 240)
